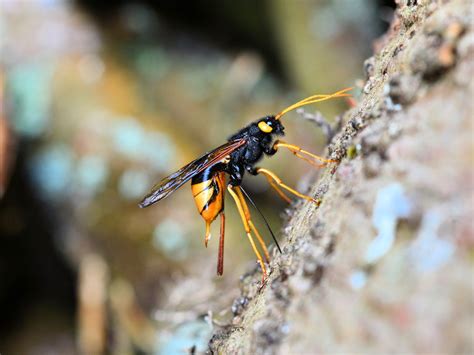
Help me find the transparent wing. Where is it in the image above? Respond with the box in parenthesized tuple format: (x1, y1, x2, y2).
(139, 139, 246, 207)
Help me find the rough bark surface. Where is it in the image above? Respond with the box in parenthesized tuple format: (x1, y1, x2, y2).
(209, 0, 473, 353)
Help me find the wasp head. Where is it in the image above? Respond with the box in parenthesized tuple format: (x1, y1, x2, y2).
(256, 116, 284, 136)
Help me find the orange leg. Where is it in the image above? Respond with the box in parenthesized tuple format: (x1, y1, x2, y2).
(262, 173, 292, 204)
(217, 213, 225, 276)
(234, 187, 270, 263)
(227, 185, 267, 281)
(273, 141, 337, 168)
(256, 168, 319, 204)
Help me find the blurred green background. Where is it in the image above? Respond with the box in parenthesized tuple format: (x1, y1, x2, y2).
(0, 0, 394, 353)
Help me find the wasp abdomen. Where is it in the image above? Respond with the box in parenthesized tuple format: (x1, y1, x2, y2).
(191, 169, 225, 224)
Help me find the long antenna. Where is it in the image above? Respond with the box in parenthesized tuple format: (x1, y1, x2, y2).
(240, 186, 282, 254)
(275, 87, 352, 121)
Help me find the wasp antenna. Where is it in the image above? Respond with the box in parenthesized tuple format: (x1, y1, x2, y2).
(275, 87, 353, 121)
(240, 186, 282, 254)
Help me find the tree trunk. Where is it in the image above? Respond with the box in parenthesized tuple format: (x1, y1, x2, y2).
(209, 0, 473, 353)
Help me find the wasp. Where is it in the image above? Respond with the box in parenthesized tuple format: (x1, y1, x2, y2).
(140, 88, 351, 281)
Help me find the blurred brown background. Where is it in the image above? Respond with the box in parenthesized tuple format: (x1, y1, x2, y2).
(0, 0, 395, 353)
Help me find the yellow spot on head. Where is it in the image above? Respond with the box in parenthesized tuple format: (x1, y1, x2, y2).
(258, 121, 273, 133)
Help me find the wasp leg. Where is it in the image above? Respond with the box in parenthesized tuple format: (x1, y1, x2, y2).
(234, 187, 270, 263)
(273, 141, 337, 168)
(217, 212, 225, 276)
(262, 173, 292, 204)
(256, 168, 319, 204)
(247, 165, 291, 204)
(227, 185, 267, 281)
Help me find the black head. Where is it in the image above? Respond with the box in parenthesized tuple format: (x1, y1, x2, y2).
(255, 115, 284, 136)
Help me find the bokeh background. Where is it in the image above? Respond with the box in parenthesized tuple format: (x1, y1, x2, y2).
(0, 0, 395, 353)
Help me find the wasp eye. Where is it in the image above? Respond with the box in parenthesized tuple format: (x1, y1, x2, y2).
(258, 121, 273, 133)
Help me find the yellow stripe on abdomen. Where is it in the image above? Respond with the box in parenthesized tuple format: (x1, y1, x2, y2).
(191, 172, 225, 223)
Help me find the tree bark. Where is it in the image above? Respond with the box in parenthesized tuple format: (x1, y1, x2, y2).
(209, 0, 473, 353)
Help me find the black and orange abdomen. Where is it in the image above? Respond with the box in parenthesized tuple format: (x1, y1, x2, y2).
(191, 166, 226, 244)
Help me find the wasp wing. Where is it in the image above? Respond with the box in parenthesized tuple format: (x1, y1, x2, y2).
(139, 139, 246, 208)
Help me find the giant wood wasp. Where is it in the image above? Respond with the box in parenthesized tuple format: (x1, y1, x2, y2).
(140, 88, 351, 281)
